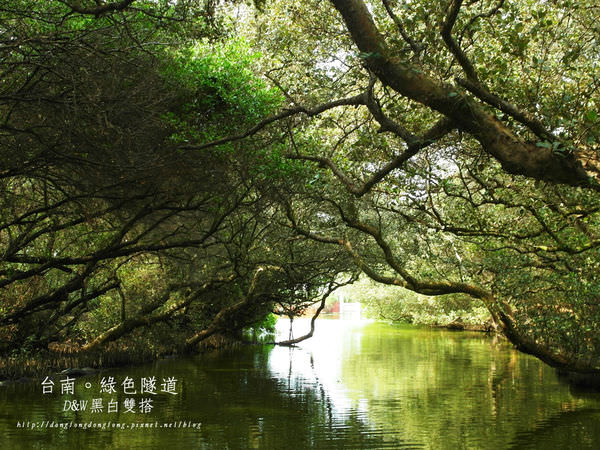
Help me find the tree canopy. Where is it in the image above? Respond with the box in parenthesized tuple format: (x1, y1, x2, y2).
(1, 0, 600, 376)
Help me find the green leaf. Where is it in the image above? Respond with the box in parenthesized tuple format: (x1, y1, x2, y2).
(358, 51, 380, 59)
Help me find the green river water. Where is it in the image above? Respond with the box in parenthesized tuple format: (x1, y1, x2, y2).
(1, 318, 599, 449)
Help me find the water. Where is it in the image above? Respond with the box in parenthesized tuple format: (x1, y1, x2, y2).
(1, 318, 599, 449)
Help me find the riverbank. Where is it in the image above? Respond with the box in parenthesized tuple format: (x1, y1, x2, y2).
(3, 322, 599, 392)
(432, 320, 495, 332)
(0, 334, 242, 383)
(387, 316, 495, 333)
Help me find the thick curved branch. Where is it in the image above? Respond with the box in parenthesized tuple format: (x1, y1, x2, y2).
(81, 277, 232, 351)
(273, 278, 355, 346)
(456, 77, 556, 143)
(288, 116, 454, 197)
(288, 196, 493, 301)
(58, 0, 136, 16)
(288, 207, 600, 373)
(179, 94, 367, 152)
(499, 311, 600, 373)
(364, 75, 419, 144)
(441, 1, 556, 142)
(328, 0, 594, 188)
(184, 265, 285, 350)
(441, 0, 479, 82)
(1, 262, 98, 324)
(381, 0, 422, 56)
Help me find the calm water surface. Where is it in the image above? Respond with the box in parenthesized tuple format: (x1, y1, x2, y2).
(1, 319, 600, 449)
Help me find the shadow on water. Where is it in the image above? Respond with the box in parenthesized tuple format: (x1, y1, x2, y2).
(507, 408, 600, 450)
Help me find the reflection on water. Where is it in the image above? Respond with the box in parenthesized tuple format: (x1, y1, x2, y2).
(1, 318, 600, 449)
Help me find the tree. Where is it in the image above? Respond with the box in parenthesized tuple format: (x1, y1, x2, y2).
(0, 0, 354, 360)
(2, 0, 600, 379)
(326, 0, 598, 186)
(215, 0, 600, 374)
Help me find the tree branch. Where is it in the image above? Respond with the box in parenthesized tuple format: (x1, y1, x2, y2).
(286, 201, 600, 373)
(59, 0, 136, 16)
(456, 77, 556, 142)
(184, 265, 285, 350)
(328, 0, 594, 187)
(440, 0, 557, 142)
(441, 0, 479, 82)
(179, 94, 367, 152)
(273, 277, 355, 346)
(381, 0, 422, 56)
(80, 277, 233, 351)
(287, 116, 455, 197)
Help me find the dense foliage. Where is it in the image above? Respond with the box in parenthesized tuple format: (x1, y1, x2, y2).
(335, 278, 490, 328)
(1, 0, 600, 376)
(0, 1, 354, 367)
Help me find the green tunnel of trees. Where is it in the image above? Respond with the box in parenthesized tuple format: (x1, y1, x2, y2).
(1, 0, 600, 376)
